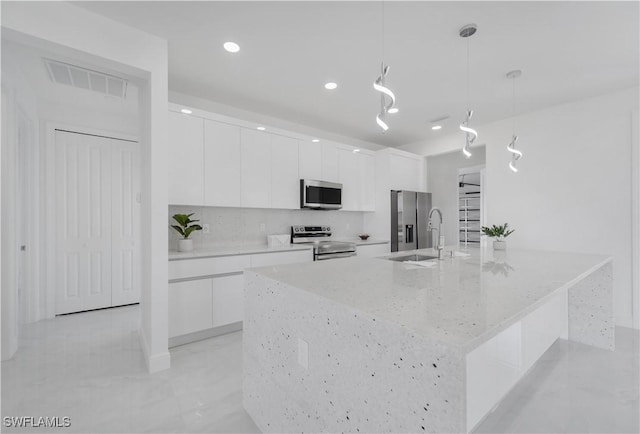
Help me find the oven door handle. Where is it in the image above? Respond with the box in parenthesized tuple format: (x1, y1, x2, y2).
(315, 252, 356, 260)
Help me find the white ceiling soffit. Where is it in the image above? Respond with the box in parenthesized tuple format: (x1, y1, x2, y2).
(44, 58, 128, 99)
(75, 1, 640, 148)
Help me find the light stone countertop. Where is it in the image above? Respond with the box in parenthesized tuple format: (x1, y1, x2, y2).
(168, 238, 388, 260)
(168, 243, 313, 261)
(247, 247, 611, 351)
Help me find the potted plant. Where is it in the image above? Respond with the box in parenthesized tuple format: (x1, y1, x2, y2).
(171, 213, 203, 252)
(481, 223, 514, 250)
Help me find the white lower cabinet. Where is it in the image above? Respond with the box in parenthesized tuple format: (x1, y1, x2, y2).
(465, 289, 568, 432)
(168, 279, 213, 338)
(168, 248, 313, 345)
(356, 243, 390, 258)
(212, 274, 244, 328)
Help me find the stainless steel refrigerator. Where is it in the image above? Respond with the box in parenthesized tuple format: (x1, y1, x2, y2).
(390, 190, 432, 252)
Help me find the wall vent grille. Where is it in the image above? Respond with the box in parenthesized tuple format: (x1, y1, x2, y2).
(44, 58, 128, 99)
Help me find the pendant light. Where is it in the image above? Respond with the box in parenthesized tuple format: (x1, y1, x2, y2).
(506, 70, 523, 172)
(373, 1, 397, 132)
(459, 24, 478, 158)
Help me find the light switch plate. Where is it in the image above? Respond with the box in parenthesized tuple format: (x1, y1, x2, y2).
(297, 338, 309, 369)
(202, 224, 210, 234)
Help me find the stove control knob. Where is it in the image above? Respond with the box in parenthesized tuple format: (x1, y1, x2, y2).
(326, 226, 331, 232)
(293, 227, 299, 232)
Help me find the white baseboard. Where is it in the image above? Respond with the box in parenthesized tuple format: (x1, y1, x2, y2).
(138, 327, 171, 373)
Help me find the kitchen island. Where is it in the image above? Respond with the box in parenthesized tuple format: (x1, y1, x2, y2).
(243, 248, 613, 433)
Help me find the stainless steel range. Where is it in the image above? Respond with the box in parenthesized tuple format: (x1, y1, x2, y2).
(291, 226, 357, 261)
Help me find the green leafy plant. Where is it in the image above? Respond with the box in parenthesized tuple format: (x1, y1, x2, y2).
(481, 223, 514, 239)
(171, 213, 203, 239)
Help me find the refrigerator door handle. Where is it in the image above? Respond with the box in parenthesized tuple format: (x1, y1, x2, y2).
(406, 224, 414, 243)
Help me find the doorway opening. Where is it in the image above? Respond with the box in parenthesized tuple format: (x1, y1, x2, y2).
(2, 36, 144, 353)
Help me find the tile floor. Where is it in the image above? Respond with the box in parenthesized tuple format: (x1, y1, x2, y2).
(1, 305, 638, 433)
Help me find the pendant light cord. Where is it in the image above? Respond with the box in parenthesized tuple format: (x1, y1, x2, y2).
(381, 0, 385, 62)
(466, 38, 470, 111)
(512, 76, 516, 135)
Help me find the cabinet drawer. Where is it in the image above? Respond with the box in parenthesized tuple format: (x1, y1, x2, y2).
(169, 255, 251, 281)
(250, 249, 312, 267)
(356, 243, 390, 258)
(168, 279, 212, 338)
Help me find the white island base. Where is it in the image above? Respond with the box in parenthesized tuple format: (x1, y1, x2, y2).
(243, 249, 613, 433)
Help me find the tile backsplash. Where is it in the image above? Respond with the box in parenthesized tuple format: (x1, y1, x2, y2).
(169, 206, 365, 250)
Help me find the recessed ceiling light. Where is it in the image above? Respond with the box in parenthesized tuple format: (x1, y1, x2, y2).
(324, 82, 338, 90)
(256, 126, 266, 131)
(312, 139, 320, 143)
(352, 149, 361, 153)
(223, 42, 240, 53)
(180, 108, 192, 114)
(432, 125, 442, 130)
(387, 107, 399, 114)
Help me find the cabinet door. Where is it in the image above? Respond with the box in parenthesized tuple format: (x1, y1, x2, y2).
(389, 153, 424, 192)
(204, 120, 241, 207)
(211, 274, 244, 327)
(356, 243, 390, 258)
(168, 111, 204, 205)
(299, 141, 322, 180)
(360, 152, 376, 211)
(168, 279, 212, 338)
(321, 141, 340, 183)
(271, 135, 299, 209)
(241, 129, 271, 208)
(337, 147, 360, 211)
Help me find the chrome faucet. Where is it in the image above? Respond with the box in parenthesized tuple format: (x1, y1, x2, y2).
(428, 207, 445, 259)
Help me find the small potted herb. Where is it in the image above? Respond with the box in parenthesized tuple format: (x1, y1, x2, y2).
(481, 223, 514, 250)
(171, 213, 203, 252)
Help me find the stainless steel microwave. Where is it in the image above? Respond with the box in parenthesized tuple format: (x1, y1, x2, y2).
(300, 179, 342, 210)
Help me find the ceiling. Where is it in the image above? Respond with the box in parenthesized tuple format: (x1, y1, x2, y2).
(74, 1, 638, 148)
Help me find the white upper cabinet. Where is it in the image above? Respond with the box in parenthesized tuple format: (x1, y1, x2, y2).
(299, 141, 322, 181)
(389, 152, 426, 192)
(168, 106, 378, 211)
(271, 135, 300, 209)
(168, 111, 204, 205)
(321, 141, 340, 183)
(204, 120, 241, 207)
(337, 146, 376, 212)
(360, 151, 376, 211)
(241, 129, 272, 208)
(337, 147, 360, 211)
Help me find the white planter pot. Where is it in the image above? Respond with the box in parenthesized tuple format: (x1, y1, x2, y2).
(493, 240, 506, 250)
(178, 239, 194, 252)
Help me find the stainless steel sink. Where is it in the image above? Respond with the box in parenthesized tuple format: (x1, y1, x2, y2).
(387, 254, 438, 262)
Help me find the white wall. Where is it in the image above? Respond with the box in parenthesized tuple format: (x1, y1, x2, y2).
(2, 1, 171, 372)
(403, 87, 639, 329)
(1, 51, 40, 360)
(426, 147, 486, 246)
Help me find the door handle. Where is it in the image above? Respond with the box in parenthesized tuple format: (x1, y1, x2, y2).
(405, 224, 414, 243)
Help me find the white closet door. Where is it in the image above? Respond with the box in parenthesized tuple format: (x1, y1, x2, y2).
(111, 141, 141, 306)
(55, 131, 112, 314)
